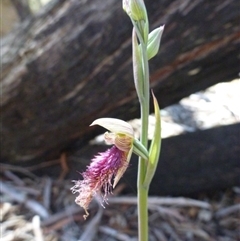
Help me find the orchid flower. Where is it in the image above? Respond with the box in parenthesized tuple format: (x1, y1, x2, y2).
(71, 118, 143, 219)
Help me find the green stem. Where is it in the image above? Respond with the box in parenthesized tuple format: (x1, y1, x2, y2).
(137, 40, 150, 241)
(137, 169, 148, 240)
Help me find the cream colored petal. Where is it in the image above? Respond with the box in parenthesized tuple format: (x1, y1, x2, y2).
(113, 145, 133, 188)
(104, 132, 116, 145)
(114, 134, 133, 152)
(126, 145, 133, 164)
(91, 118, 134, 137)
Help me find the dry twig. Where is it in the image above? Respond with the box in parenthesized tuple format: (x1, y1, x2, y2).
(109, 196, 211, 209)
(99, 226, 137, 241)
(215, 204, 240, 218)
(79, 204, 104, 241)
(43, 177, 52, 210)
(0, 180, 49, 219)
(32, 215, 44, 241)
(59, 153, 69, 180)
(1, 163, 38, 179)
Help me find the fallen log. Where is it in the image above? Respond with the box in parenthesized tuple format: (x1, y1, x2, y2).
(70, 123, 240, 196)
(1, 124, 239, 195)
(1, 0, 240, 162)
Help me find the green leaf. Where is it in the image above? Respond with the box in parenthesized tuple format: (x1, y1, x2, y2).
(132, 29, 144, 101)
(143, 91, 162, 187)
(146, 26, 164, 60)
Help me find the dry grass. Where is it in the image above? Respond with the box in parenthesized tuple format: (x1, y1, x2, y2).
(1, 170, 240, 241)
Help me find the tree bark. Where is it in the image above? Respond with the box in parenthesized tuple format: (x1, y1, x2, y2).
(11, 0, 32, 21)
(1, 0, 240, 162)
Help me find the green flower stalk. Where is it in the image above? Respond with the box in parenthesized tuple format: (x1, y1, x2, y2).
(123, 0, 164, 240)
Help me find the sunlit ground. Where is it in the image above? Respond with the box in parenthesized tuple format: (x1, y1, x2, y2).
(92, 78, 240, 144)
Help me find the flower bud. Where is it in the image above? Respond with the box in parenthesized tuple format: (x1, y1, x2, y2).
(123, 0, 147, 22)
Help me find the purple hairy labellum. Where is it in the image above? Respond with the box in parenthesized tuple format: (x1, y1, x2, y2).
(71, 118, 134, 218)
(71, 146, 128, 219)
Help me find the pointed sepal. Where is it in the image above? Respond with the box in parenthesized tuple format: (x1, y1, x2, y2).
(113, 145, 133, 188)
(143, 91, 162, 187)
(90, 118, 134, 137)
(132, 29, 144, 102)
(146, 26, 164, 60)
